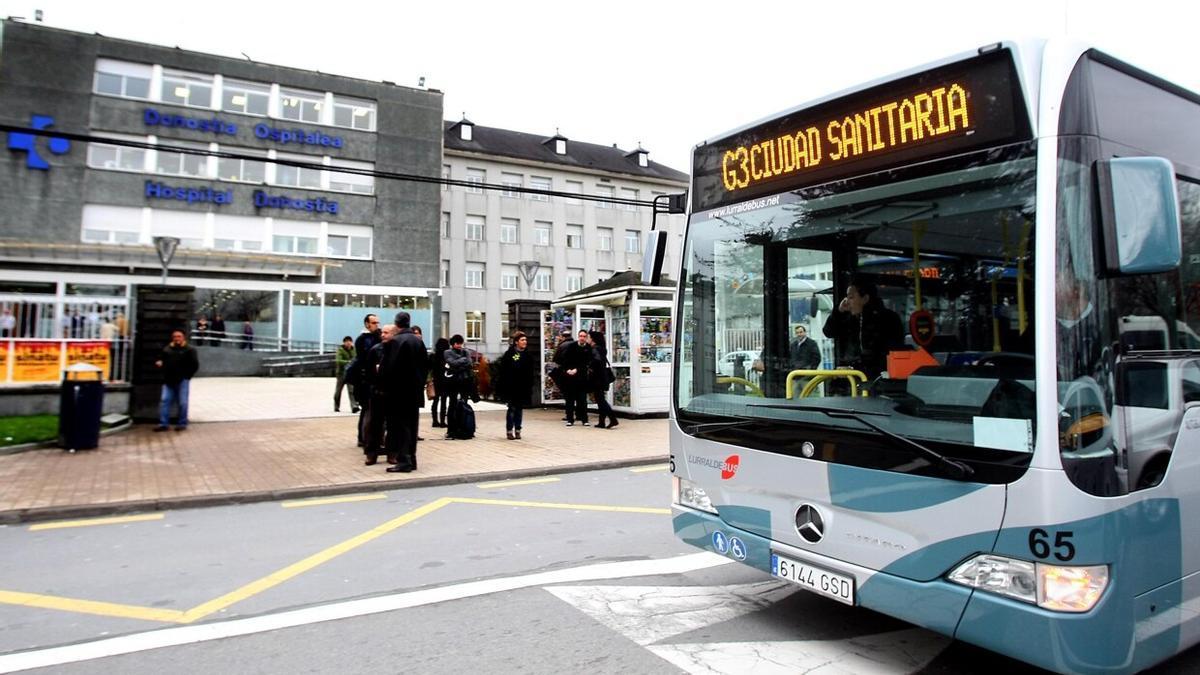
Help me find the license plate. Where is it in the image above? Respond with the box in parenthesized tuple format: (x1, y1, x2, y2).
(771, 552, 855, 605)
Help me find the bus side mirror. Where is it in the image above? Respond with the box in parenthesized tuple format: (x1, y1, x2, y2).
(1096, 157, 1182, 275)
(642, 192, 687, 286)
(642, 230, 668, 285)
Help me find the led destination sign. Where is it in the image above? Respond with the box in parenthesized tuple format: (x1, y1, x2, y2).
(692, 49, 1031, 212)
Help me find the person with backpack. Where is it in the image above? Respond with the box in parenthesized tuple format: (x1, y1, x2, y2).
(587, 330, 618, 429)
(497, 331, 538, 440)
(443, 334, 475, 440)
(429, 337, 451, 428)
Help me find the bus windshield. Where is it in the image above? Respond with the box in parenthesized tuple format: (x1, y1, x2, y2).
(676, 141, 1037, 482)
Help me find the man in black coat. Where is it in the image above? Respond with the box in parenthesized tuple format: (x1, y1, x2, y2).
(559, 330, 593, 426)
(354, 313, 381, 447)
(789, 324, 822, 371)
(381, 312, 428, 473)
(154, 329, 199, 431)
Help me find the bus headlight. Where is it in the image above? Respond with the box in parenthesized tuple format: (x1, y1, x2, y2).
(948, 554, 1108, 612)
(673, 477, 717, 514)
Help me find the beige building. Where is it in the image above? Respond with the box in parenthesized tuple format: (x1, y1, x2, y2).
(439, 118, 688, 355)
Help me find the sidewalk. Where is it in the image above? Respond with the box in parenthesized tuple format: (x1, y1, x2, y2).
(0, 378, 669, 524)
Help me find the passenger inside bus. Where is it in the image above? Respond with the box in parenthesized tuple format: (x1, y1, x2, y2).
(821, 277, 904, 383)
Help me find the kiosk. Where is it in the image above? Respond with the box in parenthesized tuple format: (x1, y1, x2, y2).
(542, 271, 675, 415)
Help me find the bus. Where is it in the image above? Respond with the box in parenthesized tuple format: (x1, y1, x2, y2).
(656, 40, 1200, 674)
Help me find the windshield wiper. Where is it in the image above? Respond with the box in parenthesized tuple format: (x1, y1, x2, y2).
(749, 403, 975, 480)
(682, 418, 757, 435)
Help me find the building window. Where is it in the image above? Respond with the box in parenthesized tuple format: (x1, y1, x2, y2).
(217, 146, 267, 183)
(442, 164, 451, 191)
(326, 228, 372, 259)
(466, 168, 485, 194)
(156, 140, 210, 178)
(465, 215, 485, 241)
(213, 214, 265, 252)
(534, 270, 552, 292)
(465, 312, 484, 342)
(82, 204, 142, 245)
(500, 218, 520, 244)
(625, 229, 641, 253)
(595, 184, 615, 209)
(567, 269, 584, 293)
(501, 172, 523, 198)
(272, 218, 320, 255)
(273, 152, 323, 189)
(597, 227, 613, 252)
(501, 265, 520, 291)
(222, 79, 270, 116)
(465, 263, 485, 289)
(151, 210, 206, 250)
(501, 313, 510, 340)
(280, 88, 324, 123)
(621, 187, 639, 211)
(565, 180, 584, 204)
(328, 159, 375, 194)
(93, 59, 151, 99)
(332, 95, 376, 131)
(441, 260, 450, 287)
(441, 212, 451, 238)
(88, 134, 147, 172)
(566, 224, 583, 249)
(161, 70, 213, 109)
(529, 176, 551, 201)
(534, 222, 552, 247)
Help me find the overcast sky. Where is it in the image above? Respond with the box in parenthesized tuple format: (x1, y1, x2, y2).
(7, 0, 1197, 173)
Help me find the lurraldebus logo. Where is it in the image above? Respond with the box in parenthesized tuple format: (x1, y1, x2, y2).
(7, 114, 70, 170)
(688, 453, 741, 480)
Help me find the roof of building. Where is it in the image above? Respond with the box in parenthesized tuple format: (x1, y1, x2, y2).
(444, 120, 689, 183)
(557, 270, 676, 303)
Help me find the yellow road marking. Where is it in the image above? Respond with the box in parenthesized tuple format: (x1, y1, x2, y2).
(476, 477, 561, 489)
(450, 497, 670, 516)
(28, 514, 165, 531)
(281, 494, 388, 508)
(0, 590, 186, 623)
(0, 496, 669, 625)
(179, 497, 454, 623)
(629, 465, 669, 473)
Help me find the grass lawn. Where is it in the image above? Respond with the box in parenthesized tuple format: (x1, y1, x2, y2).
(0, 415, 59, 447)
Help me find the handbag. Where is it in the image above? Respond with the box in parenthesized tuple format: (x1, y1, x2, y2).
(606, 367, 616, 384)
(425, 379, 435, 400)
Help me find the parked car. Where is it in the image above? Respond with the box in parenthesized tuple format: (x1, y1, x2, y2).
(718, 350, 761, 378)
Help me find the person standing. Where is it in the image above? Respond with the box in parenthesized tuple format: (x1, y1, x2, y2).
(442, 335, 473, 439)
(561, 330, 593, 426)
(211, 314, 227, 346)
(154, 329, 199, 432)
(0, 308, 15, 337)
(429, 337, 451, 428)
(788, 324, 823, 397)
(334, 335, 357, 413)
(354, 314, 382, 447)
(379, 312, 428, 473)
(362, 324, 397, 465)
(241, 319, 254, 350)
(587, 330, 618, 429)
(497, 331, 538, 440)
(196, 316, 210, 346)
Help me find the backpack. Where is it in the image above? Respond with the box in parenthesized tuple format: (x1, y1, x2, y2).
(449, 399, 476, 439)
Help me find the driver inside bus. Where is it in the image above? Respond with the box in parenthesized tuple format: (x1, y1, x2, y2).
(822, 277, 904, 383)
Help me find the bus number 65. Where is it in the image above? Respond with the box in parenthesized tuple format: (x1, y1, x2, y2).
(1028, 528, 1075, 562)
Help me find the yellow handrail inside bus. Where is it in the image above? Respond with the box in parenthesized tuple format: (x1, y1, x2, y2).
(716, 376, 764, 397)
(786, 369, 869, 399)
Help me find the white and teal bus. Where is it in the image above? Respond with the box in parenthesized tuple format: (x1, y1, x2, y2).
(659, 40, 1200, 674)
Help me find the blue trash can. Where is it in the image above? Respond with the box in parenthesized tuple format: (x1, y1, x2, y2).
(59, 363, 105, 452)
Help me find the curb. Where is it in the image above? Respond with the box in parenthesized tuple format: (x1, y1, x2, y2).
(0, 455, 668, 525)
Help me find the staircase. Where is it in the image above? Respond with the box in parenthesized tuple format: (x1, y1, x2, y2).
(260, 352, 336, 377)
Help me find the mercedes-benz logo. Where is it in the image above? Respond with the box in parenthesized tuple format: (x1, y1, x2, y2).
(795, 504, 824, 543)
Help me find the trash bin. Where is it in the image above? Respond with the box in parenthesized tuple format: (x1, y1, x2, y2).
(59, 363, 105, 452)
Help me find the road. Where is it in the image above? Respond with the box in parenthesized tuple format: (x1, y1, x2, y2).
(1, 466, 1198, 674)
